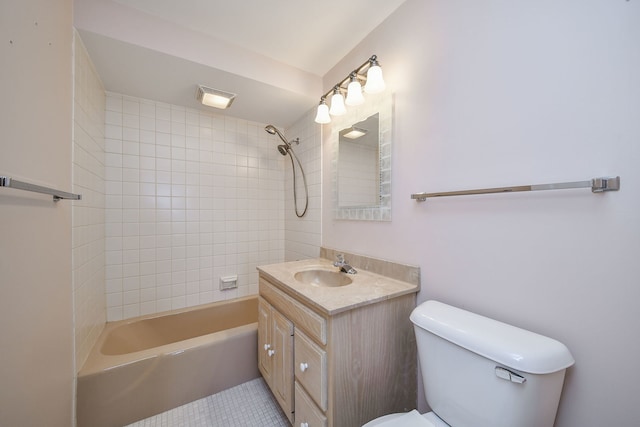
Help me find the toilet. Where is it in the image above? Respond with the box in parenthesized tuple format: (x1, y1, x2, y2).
(364, 300, 575, 427)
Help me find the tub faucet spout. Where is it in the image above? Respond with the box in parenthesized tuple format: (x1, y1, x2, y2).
(333, 254, 357, 274)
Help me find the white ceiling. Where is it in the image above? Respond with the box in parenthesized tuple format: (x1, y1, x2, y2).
(74, 0, 406, 127)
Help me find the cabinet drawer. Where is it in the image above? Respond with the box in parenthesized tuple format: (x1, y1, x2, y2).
(294, 328, 328, 411)
(295, 381, 327, 427)
(260, 277, 327, 345)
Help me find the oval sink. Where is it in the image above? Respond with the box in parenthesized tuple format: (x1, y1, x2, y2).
(294, 269, 353, 287)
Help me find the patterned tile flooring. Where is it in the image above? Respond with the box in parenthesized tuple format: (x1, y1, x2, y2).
(127, 378, 290, 427)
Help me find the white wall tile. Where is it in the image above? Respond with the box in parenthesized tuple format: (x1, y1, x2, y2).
(73, 33, 106, 368)
(283, 109, 321, 261)
(104, 93, 288, 320)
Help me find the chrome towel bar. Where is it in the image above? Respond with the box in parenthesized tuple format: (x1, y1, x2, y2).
(411, 176, 620, 202)
(0, 176, 82, 202)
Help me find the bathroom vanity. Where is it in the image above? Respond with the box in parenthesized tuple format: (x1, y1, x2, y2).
(257, 251, 419, 427)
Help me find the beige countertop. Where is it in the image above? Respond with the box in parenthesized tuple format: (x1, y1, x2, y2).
(257, 258, 419, 315)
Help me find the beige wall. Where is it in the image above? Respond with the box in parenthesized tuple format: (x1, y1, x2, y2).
(0, 0, 75, 426)
(322, 0, 640, 426)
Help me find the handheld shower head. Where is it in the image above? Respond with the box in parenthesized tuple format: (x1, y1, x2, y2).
(264, 125, 289, 145)
(265, 124, 309, 217)
(265, 125, 291, 156)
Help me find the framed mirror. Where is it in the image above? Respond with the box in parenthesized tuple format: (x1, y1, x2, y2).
(331, 91, 392, 220)
(338, 113, 380, 208)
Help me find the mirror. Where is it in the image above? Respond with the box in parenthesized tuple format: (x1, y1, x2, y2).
(338, 114, 380, 208)
(331, 91, 392, 220)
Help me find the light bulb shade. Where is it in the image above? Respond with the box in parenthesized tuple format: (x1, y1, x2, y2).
(364, 65, 385, 94)
(314, 101, 331, 124)
(329, 91, 346, 116)
(345, 80, 365, 106)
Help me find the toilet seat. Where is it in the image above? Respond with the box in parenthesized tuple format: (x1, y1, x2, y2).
(362, 411, 450, 427)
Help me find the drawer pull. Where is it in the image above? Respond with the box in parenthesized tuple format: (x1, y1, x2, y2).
(264, 343, 271, 351)
(299, 362, 309, 372)
(268, 349, 275, 357)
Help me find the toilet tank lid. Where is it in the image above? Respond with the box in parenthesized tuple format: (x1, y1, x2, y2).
(410, 300, 575, 374)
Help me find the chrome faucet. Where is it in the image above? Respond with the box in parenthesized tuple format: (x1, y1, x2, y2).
(333, 254, 357, 274)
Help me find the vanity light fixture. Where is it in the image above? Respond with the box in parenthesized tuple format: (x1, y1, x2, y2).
(329, 86, 347, 116)
(196, 85, 236, 109)
(363, 56, 385, 94)
(345, 72, 365, 106)
(342, 127, 368, 139)
(314, 97, 331, 124)
(314, 55, 385, 124)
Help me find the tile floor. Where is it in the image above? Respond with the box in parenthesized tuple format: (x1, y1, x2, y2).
(127, 378, 290, 427)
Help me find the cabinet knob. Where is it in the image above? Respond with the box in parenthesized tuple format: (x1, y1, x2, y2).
(300, 423, 309, 427)
(264, 344, 271, 351)
(268, 349, 275, 357)
(299, 362, 309, 372)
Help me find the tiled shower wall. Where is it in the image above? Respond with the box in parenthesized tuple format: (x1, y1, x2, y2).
(72, 32, 106, 367)
(283, 108, 322, 261)
(104, 93, 286, 321)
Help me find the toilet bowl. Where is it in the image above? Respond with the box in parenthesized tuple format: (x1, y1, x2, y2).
(364, 300, 574, 427)
(363, 411, 447, 427)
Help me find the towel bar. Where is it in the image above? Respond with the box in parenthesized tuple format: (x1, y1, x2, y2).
(0, 176, 82, 202)
(411, 176, 620, 202)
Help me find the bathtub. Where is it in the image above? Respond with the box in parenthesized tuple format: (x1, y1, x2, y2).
(77, 296, 259, 427)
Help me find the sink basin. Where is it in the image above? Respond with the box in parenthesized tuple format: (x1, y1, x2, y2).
(294, 269, 353, 287)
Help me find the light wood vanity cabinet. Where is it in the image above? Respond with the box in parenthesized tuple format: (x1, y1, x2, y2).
(257, 299, 272, 383)
(294, 328, 328, 412)
(258, 297, 295, 424)
(258, 274, 417, 427)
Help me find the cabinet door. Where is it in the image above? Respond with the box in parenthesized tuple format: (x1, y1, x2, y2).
(258, 298, 272, 383)
(272, 308, 294, 423)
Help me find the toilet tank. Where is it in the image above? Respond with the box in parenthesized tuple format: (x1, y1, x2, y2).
(410, 301, 574, 427)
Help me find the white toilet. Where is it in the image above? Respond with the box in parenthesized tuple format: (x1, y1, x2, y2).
(364, 300, 575, 427)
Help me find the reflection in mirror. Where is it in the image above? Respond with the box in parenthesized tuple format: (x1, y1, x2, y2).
(331, 91, 392, 221)
(338, 114, 379, 208)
